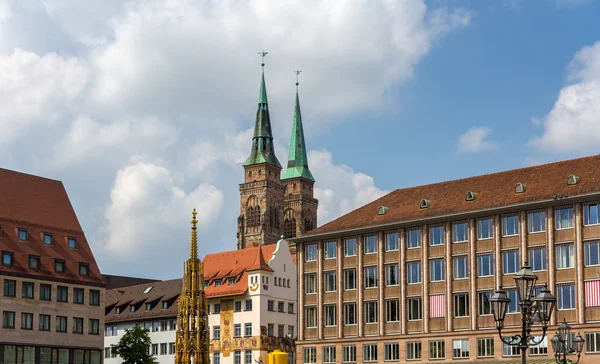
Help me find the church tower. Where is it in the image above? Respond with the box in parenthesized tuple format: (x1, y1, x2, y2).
(237, 55, 285, 249)
(281, 73, 318, 239)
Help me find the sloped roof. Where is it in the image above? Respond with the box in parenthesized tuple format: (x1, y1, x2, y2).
(0, 168, 103, 286)
(306, 154, 600, 236)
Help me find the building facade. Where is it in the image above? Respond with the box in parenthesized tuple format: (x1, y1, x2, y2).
(104, 238, 297, 364)
(0, 168, 105, 364)
(292, 155, 600, 364)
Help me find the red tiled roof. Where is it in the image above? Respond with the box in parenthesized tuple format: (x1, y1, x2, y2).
(0, 168, 103, 286)
(306, 154, 600, 236)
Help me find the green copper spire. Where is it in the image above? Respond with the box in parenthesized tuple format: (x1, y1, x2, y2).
(282, 72, 315, 182)
(244, 53, 281, 168)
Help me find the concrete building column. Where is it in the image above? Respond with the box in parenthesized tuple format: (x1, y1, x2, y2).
(337, 237, 343, 338)
(520, 211, 527, 265)
(399, 228, 407, 335)
(547, 207, 556, 326)
(445, 222, 452, 332)
(469, 218, 477, 330)
(494, 215, 501, 291)
(575, 203, 584, 324)
(298, 245, 304, 341)
(317, 240, 323, 340)
(358, 235, 364, 337)
(378, 231, 385, 336)
(423, 225, 429, 333)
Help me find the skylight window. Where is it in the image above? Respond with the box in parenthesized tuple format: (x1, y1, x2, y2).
(377, 206, 389, 215)
(466, 191, 477, 201)
(420, 199, 431, 209)
(515, 183, 526, 194)
(143, 286, 153, 294)
(567, 174, 579, 186)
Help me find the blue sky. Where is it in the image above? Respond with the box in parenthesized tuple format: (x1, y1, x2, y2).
(0, 0, 599, 279)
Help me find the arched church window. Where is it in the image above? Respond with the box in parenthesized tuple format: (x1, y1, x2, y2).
(246, 196, 260, 228)
(284, 209, 296, 238)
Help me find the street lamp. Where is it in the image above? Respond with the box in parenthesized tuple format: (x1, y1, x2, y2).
(551, 318, 585, 364)
(490, 260, 556, 364)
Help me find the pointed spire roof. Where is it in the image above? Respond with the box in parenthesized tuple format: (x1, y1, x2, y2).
(244, 58, 282, 168)
(190, 209, 198, 260)
(282, 77, 315, 182)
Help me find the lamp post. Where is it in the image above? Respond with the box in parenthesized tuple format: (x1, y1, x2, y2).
(490, 260, 556, 364)
(551, 318, 585, 364)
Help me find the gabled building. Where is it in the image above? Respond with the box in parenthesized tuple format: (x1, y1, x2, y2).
(0, 168, 105, 364)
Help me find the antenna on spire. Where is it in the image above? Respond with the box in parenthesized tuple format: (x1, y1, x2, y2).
(258, 51, 268, 67)
(294, 69, 302, 90)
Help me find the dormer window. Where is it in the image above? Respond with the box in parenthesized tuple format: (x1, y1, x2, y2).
(466, 191, 477, 201)
(68, 237, 77, 249)
(54, 259, 65, 273)
(228, 278, 236, 285)
(115, 307, 121, 314)
(29, 255, 40, 270)
(79, 263, 89, 276)
(420, 199, 431, 209)
(18, 229, 28, 241)
(377, 206, 389, 215)
(43, 233, 53, 245)
(215, 280, 222, 287)
(567, 174, 579, 186)
(2, 251, 13, 266)
(130, 305, 135, 312)
(146, 303, 152, 311)
(162, 301, 168, 310)
(515, 183, 526, 194)
(203, 281, 208, 288)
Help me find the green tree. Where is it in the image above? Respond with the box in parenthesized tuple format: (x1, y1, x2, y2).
(113, 324, 158, 364)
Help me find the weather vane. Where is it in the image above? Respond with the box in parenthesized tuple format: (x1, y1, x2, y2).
(258, 51, 268, 67)
(294, 69, 302, 87)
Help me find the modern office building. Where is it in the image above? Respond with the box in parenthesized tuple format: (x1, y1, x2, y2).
(0, 168, 105, 364)
(292, 155, 600, 364)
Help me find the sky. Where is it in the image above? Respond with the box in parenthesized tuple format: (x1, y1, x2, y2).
(0, 0, 599, 280)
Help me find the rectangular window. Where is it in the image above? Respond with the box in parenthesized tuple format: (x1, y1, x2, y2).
(386, 264, 399, 286)
(556, 207, 574, 229)
(288, 326, 294, 338)
(478, 292, 493, 315)
(245, 299, 252, 311)
(584, 203, 600, 226)
(54, 259, 65, 273)
(4, 279, 16, 297)
(585, 332, 600, 353)
(386, 299, 399, 322)
(56, 316, 67, 333)
(305, 243, 317, 262)
(342, 345, 356, 363)
(477, 253, 494, 277)
(234, 324, 241, 337)
(2, 311, 15, 328)
(430, 294, 445, 318)
(2, 251, 13, 266)
(528, 246, 547, 271)
(233, 300, 242, 312)
(43, 233, 53, 245)
(305, 307, 316, 328)
(305, 273, 316, 294)
(73, 317, 84, 334)
(503, 342, 520, 357)
(556, 243, 575, 269)
(384, 343, 399, 361)
(528, 210, 546, 233)
(21, 312, 33, 330)
(345, 238, 356, 256)
(57, 286, 68, 302)
(503, 250, 519, 274)
(324, 271, 336, 292)
(74, 288, 84, 304)
(429, 341, 445, 359)
(39, 314, 50, 331)
(408, 297, 422, 320)
(89, 319, 99, 335)
(344, 303, 356, 325)
(213, 353, 220, 364)
(407, 261, 421, 284)
(267, 300, 274, 312)
(364, 266, 377, 288)
(386, 231, 398, 251)
(324, 241, 336, 259)
(557, 284, 576, 310)
(170, 343, 176, 355)
(502, 215, 519, 236)
(40, 284, 52, 301)
(453, 256, 469, 279)
(213, 326, 221, 339)
(277, 301, 284, 313)
(407, 228, 421, 248)
(323, 347, 336, 364)
(430, 259, 445, 282)
(406, 342, 422, 360)
(506, 289, 519, 313)
(363, 344, 377, 362)
(159, 343, 167, 355)
(364, 301, 377, 323)
(477, 338, 495, 357)
(453, 222, 468, 243)
(325, 305, 336, 326)
(28, 255, 40, 270)
(529, 336, 548, 355)
(477, 218, 493, 239)
(303, 347, 316, 364)
(22, 281, 34, 299)
(68, 237, 77, 249)
(585, 241, 600, 266)
(244, 323, 252, 336)
(429, 225, 444, 245)
(454, 293, 469, 317)
(288, 303, 294, 314)
(18, 229, 27, 241)
(453, 339, 469, 358)
(364, 235, 377, 254)
(344, 269, 356, 290)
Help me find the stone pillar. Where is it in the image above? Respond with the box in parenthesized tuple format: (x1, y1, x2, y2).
(422, 225, 429, 333)
(317, 240, 323, 340)
(494, 215, 501, 291)
(337, 237, 343, 338)
(445, 222, 452, 332)
(358, 235, 364, 337)
(575, 203, 584, 324)
(400, 228, 407, 335)
(298, 245, 304, 340)
(378, 231, 385, 336)
(469, 218, 477, 330)
(547, 207, 556, 326)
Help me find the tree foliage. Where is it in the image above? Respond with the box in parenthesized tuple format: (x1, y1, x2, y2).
(114, 324, 159, 364)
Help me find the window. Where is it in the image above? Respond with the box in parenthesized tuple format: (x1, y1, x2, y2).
(408, 297, 422, 320)
(234, 324, 241, 337)
(88, 289, 100, 306)
(364, 266, 377, 288)
(364, 235, 377, 254)
(161, 301, 168, 310)
(453, 222, 468, 243)
(22, 282, 34, 299)
(74, 288, 84, 304)
(245, 300, 252, 311)
(557, 284, 576, 309)
(73, 317, 84, 334)
(268, 300, 274, 312)
(503, 342, 520, 356)
(478, 292, 493, 315)
(112, 325, 118, 335)
(503, 250, 519, 274)
(502, 215, 519, 236)
(345, 238, 356, 256)
(384, 343, 399, 361)
(478, 254, 494, 277)
(2, 251, 13, 266)
(407, 262, 421, 284)
(245, 351, 252, 364)
(506, 289, 519, 313)
(213, 325, 221, 339)
(288, 326, 294, 338)
(56, 316, 67, 332)
(585, 332, 600, 353)
(344, 269, 356, 290)
(406, 342, 422, 360)
(342, 345, 356, 363)
(68, 237, 77, 249)
(89, 319, 99, 335)
(305, 243, 317, 262)
(57, 286, 68, 302)
(229, 278, 236, 285)
(169, 343, 176, 355)
(152, 321, 160, 332)
(4, 279, 16, 297)
(386, 299, 399, 322)
(478, 338, 495, 357)
(363, 344, 377, 362)
(54, 259, 65, 273)
(586, 241, 600, 266)
(386, 264, 399, 286)
(161, 320, 168, 331)
(305, 273, 316, 294)
(29, 255, 40, 270)
(325, 305, 336, 326)
(407, 228, 421, 248)
(277, 324, 284, 337)
(529, 336, 548, 355)
(477, 218, 493, 239)
(528, 210, 546, 232)
(364, 301, 377, 323)
(21, 313, 33, 330)
(324, 271, 336, 292)
(288, 303, 294, 313)
(170, 319, 176, 330)
(244, 323, 252, 336)
(430, 259, 445, 282)
(454, 293, 469, 317)
(43, 233, 53, 245)
(39, 314, 50, 331)
(18, 229, 27, 241)
(429, 225, 444, 245)
(429, 341, 445, 359)
(386, 231, 398, 251)
(130, 304, 136, 312)
(215, 279, 222, 287)
(213, 353, 220, 364)
(160, 343, 167, 355)
(557, 243, 575, 269)
(303, 347, 316, 364)
(556, 207, 574, 229)
(584, 203, 600, 225)
(344, 303, 356, 325)
(453, 256, 468, 279)
(2, 311, 15, 328)
(324, 241, 336, 259)
(305, 307, 316, 328)
(453, 339, 469, 358)
(40, 284, 52, 300)
(277, 301, 284, 312)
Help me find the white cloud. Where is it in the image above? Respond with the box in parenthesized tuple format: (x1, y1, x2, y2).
(457, 126, 497, 153)
(530, 41, 600, 153)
